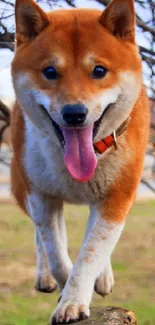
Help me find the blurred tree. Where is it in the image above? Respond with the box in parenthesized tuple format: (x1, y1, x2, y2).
(0, 0, 154, 98)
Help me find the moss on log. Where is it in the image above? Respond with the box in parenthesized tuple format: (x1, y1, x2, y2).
(76, 307, 137, 325)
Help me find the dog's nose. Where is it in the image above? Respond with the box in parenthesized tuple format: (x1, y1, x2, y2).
(62, 104, 88, 126)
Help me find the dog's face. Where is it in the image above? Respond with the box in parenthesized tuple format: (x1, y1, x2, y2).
(12, 0, 142, 182)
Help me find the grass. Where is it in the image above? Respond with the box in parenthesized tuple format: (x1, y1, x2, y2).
(0, 200, 155, 325)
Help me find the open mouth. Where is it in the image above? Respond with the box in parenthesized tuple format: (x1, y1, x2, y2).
(40, 104, 111, 148)
(40, 104, 111, 182)
(51, 118, 65, 147)
(40, 105, 65, 147)
(93, 104, 111, 139)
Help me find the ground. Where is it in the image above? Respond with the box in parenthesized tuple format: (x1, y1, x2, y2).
(0, 201, 155, 325)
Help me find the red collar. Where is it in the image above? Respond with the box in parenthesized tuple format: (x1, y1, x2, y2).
(94, 117, 130, 154)
(94, 132, 117, 154)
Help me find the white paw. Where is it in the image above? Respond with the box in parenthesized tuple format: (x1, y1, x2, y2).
(95, 262, 114, 297)
(51, 302, 90, 324)
(35, 274, 57, 293)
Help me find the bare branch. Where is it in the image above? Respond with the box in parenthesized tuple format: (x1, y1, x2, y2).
(0, 0, 14, 7)
(139, 46, 155, 57)
(0, 40, 14, 50)
(136, 18, 155, 37)
(95, 0, 109, 5)
(0, 21, 7, 33)
(141, 53, 155, 66)
(141, 179, 155, 192)
(65, 0, 75, 7)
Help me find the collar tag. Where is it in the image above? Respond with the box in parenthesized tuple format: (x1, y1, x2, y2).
(112, 130, 118, 150)
(94, 117, 130, 155)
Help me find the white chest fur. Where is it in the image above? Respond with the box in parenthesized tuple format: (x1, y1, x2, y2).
(24, 118, 123, 204)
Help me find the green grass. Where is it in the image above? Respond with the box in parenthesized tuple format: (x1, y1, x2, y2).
(0, 201, 155, 325)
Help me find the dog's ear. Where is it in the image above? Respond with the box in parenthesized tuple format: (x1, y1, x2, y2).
(100, 0, 135, 43)
(15, 0, 49, 46)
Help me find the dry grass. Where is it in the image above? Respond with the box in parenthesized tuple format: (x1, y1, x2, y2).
(0, 201, 155, 325)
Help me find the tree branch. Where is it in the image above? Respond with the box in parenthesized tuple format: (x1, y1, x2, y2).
(95, 0, 109, 5)
(141, 53, 155, 65)
(136, 18, 155, 37)
(0, 40, 14, 50)
(65, 0, 75, 7)
(0, 0, 14, 7)
(139, 46, 155, 57)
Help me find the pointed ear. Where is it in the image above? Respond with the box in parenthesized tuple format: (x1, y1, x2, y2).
(100, 0, 135, 42)
(15, 0, 49, 46)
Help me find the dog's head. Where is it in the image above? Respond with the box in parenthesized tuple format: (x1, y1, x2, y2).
(12, 0, 142, 182)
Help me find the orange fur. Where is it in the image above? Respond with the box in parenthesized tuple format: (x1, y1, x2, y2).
(11, 103, 29, 214)
(99, 87, 150, 222)
(12, 8, 142, 108)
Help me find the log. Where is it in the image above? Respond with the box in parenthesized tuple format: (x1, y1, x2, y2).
(76, 307, 137, 325)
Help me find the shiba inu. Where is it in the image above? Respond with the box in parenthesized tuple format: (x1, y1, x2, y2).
(8, 0, 150, 323)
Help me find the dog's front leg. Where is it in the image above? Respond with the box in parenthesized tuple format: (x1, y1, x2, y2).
(51, 206, 125, 324)
(94, 259, 114, 296)
(28, 191, 73, 291)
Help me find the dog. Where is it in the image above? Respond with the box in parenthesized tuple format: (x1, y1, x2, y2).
(6, 0, 150, 323)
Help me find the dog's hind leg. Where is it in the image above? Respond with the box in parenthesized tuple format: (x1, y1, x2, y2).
(57, 210, 68, 251)
(35, 206, 71, 293)
(28, 191, 73, 291)
(35, 230, 57, 293)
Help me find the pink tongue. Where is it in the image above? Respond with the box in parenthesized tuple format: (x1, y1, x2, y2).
(62, 125, 97, 182)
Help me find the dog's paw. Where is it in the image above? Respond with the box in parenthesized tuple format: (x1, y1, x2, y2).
(94, 262, 114, 297)
(35, 274, 57, 293)
(51, 303, 90, 324)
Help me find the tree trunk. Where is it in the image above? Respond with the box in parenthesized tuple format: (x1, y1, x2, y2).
(76, 307, 137, 325)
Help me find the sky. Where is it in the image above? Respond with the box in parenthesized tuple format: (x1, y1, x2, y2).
(0, 0, 152, 104)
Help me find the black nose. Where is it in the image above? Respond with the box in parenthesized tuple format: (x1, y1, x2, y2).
(62, 104, 88, 126)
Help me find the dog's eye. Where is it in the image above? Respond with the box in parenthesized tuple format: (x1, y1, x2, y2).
(92, 66, 107, 79)
(43, 66, 58, 80)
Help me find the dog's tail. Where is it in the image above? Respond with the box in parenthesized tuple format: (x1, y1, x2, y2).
(0, 100, 10, 146)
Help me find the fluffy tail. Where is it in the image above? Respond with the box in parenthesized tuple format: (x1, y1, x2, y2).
(0, 100, 10, 146)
